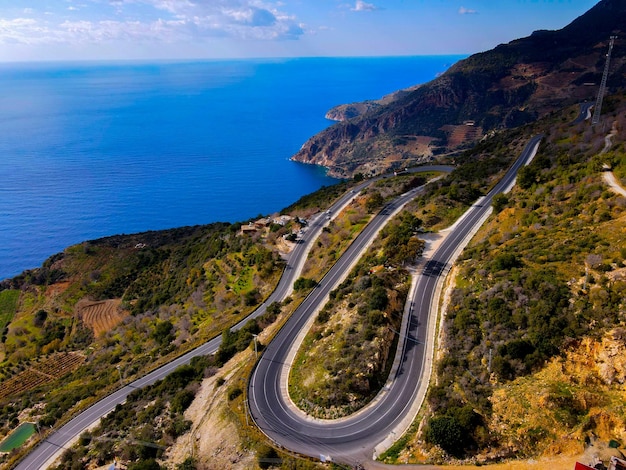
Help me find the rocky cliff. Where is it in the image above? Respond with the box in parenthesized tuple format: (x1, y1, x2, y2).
(292, 0, 626, 178)
(324, 84, 421, 121)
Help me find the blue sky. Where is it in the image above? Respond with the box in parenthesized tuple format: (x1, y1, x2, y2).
(0, 0, 600, 62)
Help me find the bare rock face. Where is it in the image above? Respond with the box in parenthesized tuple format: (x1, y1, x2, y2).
(292, 0, 626, 178)
(562, 329, 626, 385)
(596, 329, 626, 385)
(324, 85, 421, 122)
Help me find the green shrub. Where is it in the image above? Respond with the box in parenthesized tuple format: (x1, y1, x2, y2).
(492, 193, 509, 212)
(426, 416, 466, 456)
(176, 458, 197, 470)
(257, 444, 280, 469)
(366, 191, 384, 212)
(293, 277, 317, 291)
(171, 389, 196, 414)
(128, 459, 161, 470)
(152, 321, 174, 346)
(227, 386, 242, 401)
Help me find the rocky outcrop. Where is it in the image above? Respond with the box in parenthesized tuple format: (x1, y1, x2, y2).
(593, 329, 626, 385)
(292, 0, 626, 178)
(488, 328, 626, 460)
(325, 85, 421, 122)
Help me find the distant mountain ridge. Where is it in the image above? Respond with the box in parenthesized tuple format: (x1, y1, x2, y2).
(292, 0, 626, 178)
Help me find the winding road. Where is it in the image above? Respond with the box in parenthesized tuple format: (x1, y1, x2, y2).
(13, 168, 449, 470)
(248, 136, 543, 467)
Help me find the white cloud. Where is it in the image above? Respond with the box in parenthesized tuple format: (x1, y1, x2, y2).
(351, 1, 378, 12)
(132, 1, 304, 39)
(59, 18, 189, 43)
(224, 7, 276, 26)
(0, 0, 305, 46)
(0, 18, 62, 45)
(458, 6, 478, 15)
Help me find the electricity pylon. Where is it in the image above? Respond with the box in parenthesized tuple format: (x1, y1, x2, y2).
(591, 36, 617, 125)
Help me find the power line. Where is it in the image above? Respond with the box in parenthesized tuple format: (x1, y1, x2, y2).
(591, 36, 617, 125)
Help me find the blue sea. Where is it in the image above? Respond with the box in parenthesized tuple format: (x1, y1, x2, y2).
(0, 56, 463, 280)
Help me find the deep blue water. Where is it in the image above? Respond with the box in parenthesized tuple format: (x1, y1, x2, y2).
(0, 56, 463, 280)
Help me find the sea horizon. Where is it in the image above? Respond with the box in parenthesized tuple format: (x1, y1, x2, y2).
(0, 55, 465, 281)
(0, 53, 468, 65)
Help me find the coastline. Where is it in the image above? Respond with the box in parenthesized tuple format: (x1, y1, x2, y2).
(0, 57, 459, 281)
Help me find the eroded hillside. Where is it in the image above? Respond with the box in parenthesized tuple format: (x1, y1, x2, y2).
(292, 0, 626, 178)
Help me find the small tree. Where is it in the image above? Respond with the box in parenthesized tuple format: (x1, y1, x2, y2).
(171, 389, 196, 414)
(517, 166, 537, 189)
(244, 289, 260, 306)
(176, 458, 197, 470)
(257, 444, 280, 469)
(426, 416, 466, 457)
(366, 191, 384, 212)
(492, 193, 509, 212)
(293, 277, 317, 291)
(368, 286, 388, 311)
(34, 309, 48, 328)
(152, 321, 174, 346)
(128, 459, 162, 470)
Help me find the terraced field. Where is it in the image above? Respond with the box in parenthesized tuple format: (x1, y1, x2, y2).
(79, 299, 125, 336)
(0, 352, 85, 399)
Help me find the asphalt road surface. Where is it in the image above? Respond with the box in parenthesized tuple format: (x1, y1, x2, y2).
(14, 167, 449, 470)
(13, 184, 361, 470)
(574, 102, 594, 123)
(248, 136, 543, 467)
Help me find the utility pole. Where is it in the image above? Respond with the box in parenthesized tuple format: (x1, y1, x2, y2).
(592, 36, 617, 125)
(116, 365, 123, 387)
(252, 334, 258, 358)
(35, 422, 43, 440)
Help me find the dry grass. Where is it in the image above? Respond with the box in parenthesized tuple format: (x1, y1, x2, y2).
(300, 196, 371, 281)
(166, 300, 316, 469)
(440, 455, 582, 470)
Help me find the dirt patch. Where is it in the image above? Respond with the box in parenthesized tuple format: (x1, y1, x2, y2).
(274, 236, 295, 258)
(441, 125, 483, 148)
(439, 455, 582, 470)
(44, 282, 70, 298)
(166, 359, 256, 470)
(367, 454, 582, 469)
(78, 299, 126, 336)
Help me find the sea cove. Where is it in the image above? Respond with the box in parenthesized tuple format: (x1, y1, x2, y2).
(0, 56, 463, 280)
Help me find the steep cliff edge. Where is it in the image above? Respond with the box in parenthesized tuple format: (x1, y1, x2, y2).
(324, 84, 421, 121)
(292, 0, 626, 178)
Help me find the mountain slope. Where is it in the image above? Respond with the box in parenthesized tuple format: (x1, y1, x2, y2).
(292, 0, 626, 178)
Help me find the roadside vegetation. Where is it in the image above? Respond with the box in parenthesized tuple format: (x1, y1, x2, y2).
(405, 128, 530, 232)
(0, 177, 370, 468)
(2, 81, 625, 468)
(0, 290, 19, 362)
(289, 209, 422, 417)
(0, 213, 298, 466)
(39, 287, 328, 470)
(299, 172, 435, 284)
(381, 96, 626, 465)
